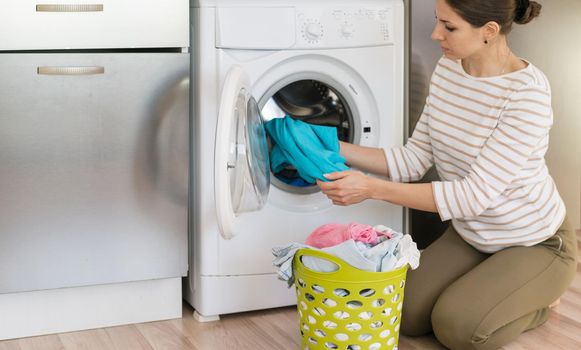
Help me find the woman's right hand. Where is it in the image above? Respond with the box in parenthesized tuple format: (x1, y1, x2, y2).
(317, 170, 377, 206)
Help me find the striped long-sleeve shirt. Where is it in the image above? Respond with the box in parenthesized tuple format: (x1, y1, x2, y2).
(385, 56, 565, 253)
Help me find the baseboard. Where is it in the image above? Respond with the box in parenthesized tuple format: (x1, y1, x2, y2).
(0, 277, 182, 341)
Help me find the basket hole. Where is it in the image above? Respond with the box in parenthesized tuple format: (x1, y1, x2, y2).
(395, 324, 400, 332)
(346, 300, 363, 309)
(299, 309, 303, 318)
(305, 346, 310, 350)
(312, 284, 325, 294)
(389, 316, 398, 325)
(335, 333, 349, 341)
(323, 298, 337, 307)
(372, 298, 386, 307)
(379, 329, 391, 338)
(315, 329, 326, 338)
(305, 293, 315, 302)
(324, 342, 338, 349)
(300, 301, 308, 310)
(333, 288, 350, 297)
(358, 311, 373, 320)
(400, 280, 405, 288)
(298, 279, 307, 288)
(391, 293, 401, 303)
(359, 288, 376, 297)
(308, 315, 317, 324)
(347, 346, 361, 350)
(333, 311, 350, 320)
(346, 322, 361, 331)
(308, 337, 318, 344)
(323, 320, 338, 329)
(397, 302, 403, 311)
(387, 337, 395, 346)
(302, 323, 310, 331)
(358, 333, 372, 342)
(313, 307, 326, 317)
(381, 308, 392, 317)
(383, 285, 395, 295)
(370, 321, 383, 329)
(369, 343, 382, 350)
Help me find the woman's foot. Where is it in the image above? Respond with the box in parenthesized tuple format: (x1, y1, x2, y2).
(549, 298, 561, 308)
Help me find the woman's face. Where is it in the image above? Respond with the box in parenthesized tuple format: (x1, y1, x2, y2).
(431, 0, 486, 60)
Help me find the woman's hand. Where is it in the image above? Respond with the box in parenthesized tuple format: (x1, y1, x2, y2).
(316, 170, 377, 206)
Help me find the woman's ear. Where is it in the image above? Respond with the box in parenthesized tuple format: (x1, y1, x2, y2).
(483, 21, 501, 43)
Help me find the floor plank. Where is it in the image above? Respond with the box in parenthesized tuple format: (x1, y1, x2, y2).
(136, 320, 198, 350)
(17, 335, 64, 350)
(105, 325, 153, 350)
(58, 329, 116, 350)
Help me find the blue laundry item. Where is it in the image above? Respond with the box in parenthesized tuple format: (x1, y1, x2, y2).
(275, 171, 312, 187)
(265, 116, 349, 183)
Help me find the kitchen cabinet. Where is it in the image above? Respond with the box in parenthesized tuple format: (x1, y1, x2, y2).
(0, 0, 189, 340)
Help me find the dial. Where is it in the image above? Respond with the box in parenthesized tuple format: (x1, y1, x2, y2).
(302, 21, 324, 42)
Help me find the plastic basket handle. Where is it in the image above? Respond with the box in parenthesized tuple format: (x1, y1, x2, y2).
(295, 248, 363, 276)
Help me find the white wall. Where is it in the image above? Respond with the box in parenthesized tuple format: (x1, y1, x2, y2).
(509, 0, 581, 229)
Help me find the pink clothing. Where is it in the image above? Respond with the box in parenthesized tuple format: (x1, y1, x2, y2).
(306, 222, 390, 248)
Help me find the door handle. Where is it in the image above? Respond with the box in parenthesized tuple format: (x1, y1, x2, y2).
(37, 66, 105, 76)
(36, 4, 104, 12)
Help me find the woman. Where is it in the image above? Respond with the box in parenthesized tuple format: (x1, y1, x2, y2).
(317, 0, 578, 349)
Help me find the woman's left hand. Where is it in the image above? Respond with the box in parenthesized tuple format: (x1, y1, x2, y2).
(316, 170, 376, 206)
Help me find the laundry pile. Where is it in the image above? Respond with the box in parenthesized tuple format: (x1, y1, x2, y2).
(272, 222, 420, 287)
(265, 116, 349, 185)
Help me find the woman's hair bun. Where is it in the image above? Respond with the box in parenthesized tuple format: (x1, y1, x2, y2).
(515, 0, 542, 25)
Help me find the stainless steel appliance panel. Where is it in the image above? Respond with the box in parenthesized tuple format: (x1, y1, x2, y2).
(0, 53, 189, 293)
(0, 0, 189, 50)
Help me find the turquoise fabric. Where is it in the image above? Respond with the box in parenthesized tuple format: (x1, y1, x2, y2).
(265, 116, 349, 183)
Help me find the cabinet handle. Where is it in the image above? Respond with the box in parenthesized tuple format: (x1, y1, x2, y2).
(37, 66, 105, 75)
(36, 4, 104, 12)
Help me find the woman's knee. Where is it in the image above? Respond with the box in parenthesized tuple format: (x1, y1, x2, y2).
(431, 292, 483, 350)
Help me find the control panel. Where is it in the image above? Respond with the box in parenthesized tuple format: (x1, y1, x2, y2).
(296, 5, 394, 48)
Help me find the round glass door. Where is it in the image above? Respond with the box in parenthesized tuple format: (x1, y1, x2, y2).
(215, 66, 270, 239)
(230, 94, 270, 214)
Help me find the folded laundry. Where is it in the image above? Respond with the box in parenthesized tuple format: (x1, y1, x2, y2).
(272, 224, 420, 287)
(265, 116, 349, 184)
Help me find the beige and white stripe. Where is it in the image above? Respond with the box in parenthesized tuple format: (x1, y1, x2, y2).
(385, 56, 565, 252)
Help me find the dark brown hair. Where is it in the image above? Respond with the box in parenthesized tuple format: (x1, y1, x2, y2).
(445, 0, 542, 34)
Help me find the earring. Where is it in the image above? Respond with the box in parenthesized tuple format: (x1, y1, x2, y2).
(484, 39, 488, 44)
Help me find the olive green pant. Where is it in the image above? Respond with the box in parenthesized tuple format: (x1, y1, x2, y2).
(400, 216, 578, 350)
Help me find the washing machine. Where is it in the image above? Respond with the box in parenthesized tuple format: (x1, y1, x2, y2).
(186, 0, 405, 321)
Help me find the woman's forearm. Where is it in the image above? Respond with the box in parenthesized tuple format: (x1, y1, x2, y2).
(371, 179, 438, 213)
(340, 141, 390, 177)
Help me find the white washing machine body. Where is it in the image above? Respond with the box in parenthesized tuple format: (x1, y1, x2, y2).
(187, 0, 405, 320)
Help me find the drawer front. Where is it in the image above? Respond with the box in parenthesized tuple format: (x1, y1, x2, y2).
(0, 53, 189, 293)
(0, 0, 189, 50)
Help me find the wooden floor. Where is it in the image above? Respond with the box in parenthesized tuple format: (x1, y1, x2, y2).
(1, 231, 579, 350)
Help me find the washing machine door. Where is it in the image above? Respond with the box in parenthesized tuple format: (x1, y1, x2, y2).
(215, 65, 270, 239)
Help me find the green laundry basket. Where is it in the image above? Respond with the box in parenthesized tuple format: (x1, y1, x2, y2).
(293, 249, 408, 350)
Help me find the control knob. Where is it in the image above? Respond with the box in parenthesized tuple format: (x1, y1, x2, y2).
(304, 22, 324, 41)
